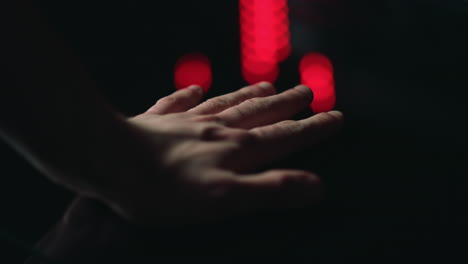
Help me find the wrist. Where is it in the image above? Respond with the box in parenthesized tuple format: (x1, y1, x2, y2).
(75, 116, 164, 213)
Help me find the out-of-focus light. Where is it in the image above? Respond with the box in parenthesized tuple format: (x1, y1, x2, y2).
(242, 59, 279, 84)
(299, 52, 336, 113)
(240, 0, 290, 84)
(174, 53, 212, 93)
(299, 52, 334, 74)
(276, 31, 291, 61)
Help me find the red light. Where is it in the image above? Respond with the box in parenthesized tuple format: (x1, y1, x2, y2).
(174, 53, 212, 93)
(300, 53, 336, 113)
(242, 59, 279, 84)
(299, 52, 334, 74)
(276, 30, 291, 61)
(240, 0, 290, 84)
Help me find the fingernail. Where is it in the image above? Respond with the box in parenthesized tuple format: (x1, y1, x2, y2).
(257, 81, 273, 90)
(188, 85, 204, 95)
(295, 85, 313, 99)
(327, 110, 343, 119)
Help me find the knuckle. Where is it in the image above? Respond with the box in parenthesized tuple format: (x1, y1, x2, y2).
(206, 97, 231, 107)
(156, 96, 176, 106)
(243, 97, 261, 105)
(199, 124, 222, 140)
(208, 115, 224, 124)
(242, 97, 268, 110)
(280, 120, 298, 126)
(236, 89, 253, 101)
(229, 105, 248, 120)
(279, 120, 304, 133)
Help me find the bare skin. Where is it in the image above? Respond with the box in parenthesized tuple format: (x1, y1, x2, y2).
(112, 83, 344, 226)
(0, 1, 344, 228)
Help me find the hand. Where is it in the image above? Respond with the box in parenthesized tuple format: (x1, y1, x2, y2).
(100, 82, 344, 227)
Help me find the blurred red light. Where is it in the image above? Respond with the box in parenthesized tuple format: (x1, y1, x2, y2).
(240, 0, 290, 84)
(300, 52, 334, 74)
(276, 31, 291, 61)
(241, 57, 279, 84)
(174, 53, 212, 93)
(299, 53, 336, 113)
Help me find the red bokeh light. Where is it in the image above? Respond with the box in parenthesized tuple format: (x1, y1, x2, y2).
(300, 52, 336, 113)
(240, 0, 290, 84)
(241, 59, 279, 84)
(299, 52, 334, 74)
(174, 53, 212, 93)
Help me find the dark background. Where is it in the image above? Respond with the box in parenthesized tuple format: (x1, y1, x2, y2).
(1, 0, 468, 262)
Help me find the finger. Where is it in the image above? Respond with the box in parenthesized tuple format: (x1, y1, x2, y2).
(146, 85, 204, 115)
(251, 110, 344, 143)
(216, 85, 313, 129)
(220, 169, 321, 214)
(223, 111, 344, 172)
(188, 82, 276, 115)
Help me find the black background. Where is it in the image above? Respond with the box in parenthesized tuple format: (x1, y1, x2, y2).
(1, 0, 468, 262)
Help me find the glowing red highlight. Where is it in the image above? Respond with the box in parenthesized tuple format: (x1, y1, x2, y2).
(242, 59, 279, 84)
(299, 53, 336, 113)
(240, 0, 290, 84)
(240, 0, 289, 62)
(300, 52, 334, 74)
(276, 30, 291, 61)
(174, 53, 212, 93)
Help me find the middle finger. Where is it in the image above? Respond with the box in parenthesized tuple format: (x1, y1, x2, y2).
(188, 82, 276, 115)
(216, 85, 313, 129)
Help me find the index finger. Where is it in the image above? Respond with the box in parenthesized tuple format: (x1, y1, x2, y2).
(188, 82, 276, 115)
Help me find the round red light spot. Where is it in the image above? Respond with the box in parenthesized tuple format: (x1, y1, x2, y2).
(174, 53, 212, 93)
(300, 52, 334, 74)
(299, 53, 336, 113)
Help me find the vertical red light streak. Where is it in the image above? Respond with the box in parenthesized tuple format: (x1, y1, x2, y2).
(174, 53, 212, 93)
(240, 0, 291, 84)
(300, 53, 336, 113)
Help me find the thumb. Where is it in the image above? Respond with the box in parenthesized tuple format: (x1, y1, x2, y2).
(224, 169, 322, 214)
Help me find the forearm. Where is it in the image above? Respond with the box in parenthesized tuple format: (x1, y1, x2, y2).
(0, 1, 146, 198)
